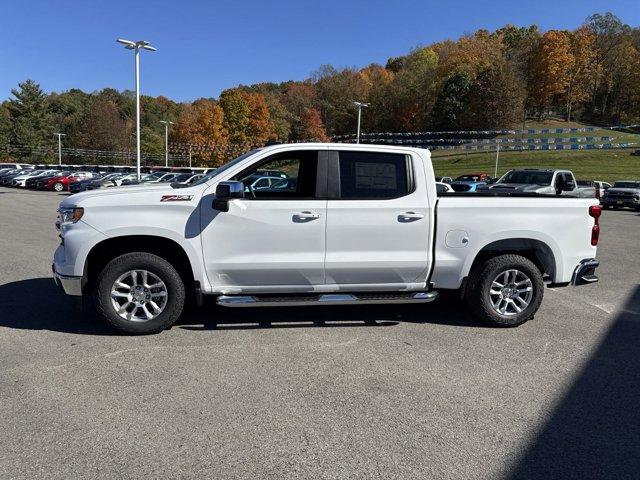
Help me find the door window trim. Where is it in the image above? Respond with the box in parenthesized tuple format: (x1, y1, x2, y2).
(231, 150, 327, 201)
(327, 150, 415, 201)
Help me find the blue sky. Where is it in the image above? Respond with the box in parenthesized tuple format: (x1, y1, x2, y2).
(1, 0, 639, 102)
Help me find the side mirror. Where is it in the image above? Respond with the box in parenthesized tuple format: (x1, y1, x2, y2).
(213, 181, 244, 212)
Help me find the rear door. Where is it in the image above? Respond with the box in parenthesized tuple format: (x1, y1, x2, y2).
(324, 150, 431, 288)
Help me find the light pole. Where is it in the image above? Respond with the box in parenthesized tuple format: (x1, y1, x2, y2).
(159, 120, 174, 167)
(353, 101, 369, 144)
(53, 133, 65, 166)
(117, 38, 157, 180)
(494, 142, 500, 178)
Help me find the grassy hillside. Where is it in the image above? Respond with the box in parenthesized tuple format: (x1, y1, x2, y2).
(432, 149, 640, 182)
(429, 120, 640, 182)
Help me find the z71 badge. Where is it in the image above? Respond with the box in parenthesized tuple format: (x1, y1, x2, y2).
(160, 195, 193, 202)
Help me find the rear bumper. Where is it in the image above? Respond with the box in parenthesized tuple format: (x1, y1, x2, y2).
(52, 263, 83, 296)
(571, 258, 599, 286)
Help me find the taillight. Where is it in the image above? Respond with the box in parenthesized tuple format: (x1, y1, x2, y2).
(589, 205, 601, 246)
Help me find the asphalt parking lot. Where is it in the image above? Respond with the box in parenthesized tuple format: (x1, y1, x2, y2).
(0, 186, 639, 480)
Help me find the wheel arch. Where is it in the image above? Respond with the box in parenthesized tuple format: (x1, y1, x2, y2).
(84, 235, 196, 294)
(465, 237, 558, 285)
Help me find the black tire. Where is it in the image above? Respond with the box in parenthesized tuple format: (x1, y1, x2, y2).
(94, 252, 185, 334)
(465, 254, 544, 327)
(602, 204, 610, 210)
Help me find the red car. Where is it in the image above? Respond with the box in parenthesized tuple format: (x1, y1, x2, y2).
(38, 172, 94, 191)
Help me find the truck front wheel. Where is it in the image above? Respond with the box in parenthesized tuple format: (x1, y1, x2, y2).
(94, 252, 185, 334)
(465, 254, 544, 327)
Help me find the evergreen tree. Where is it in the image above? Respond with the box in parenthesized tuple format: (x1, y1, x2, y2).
(7, 79, 53, 146)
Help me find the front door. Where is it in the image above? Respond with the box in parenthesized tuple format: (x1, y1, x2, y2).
(201, 149, 327, 291)
(324, 150, 431, 288)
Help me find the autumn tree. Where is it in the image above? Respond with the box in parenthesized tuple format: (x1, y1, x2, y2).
(529, 30, 572, 117)
(219, 89, 274, 144)
(464, 61, 526, 129)
(76, 97, 131, 150)
(313, 65, 369, 136)
(565, 27, 596, 121)
(386, 47, 439, 131)
(298, 108, 329, 141)
(585, 12, 631, 119)
(359, 64, 395, 132)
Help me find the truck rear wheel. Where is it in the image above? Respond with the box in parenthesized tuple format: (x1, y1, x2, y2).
(465, 254, 544, 327)
(94, 252, 185, 334)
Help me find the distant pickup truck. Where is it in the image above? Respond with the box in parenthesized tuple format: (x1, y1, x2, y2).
(52, 144, 601, 334)
(479, 169, 595, 197)
(601, 180, 640, 211)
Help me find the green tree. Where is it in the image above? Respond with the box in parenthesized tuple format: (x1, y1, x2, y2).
(432, 71, 472, 130)
(6, 79, 53, 146)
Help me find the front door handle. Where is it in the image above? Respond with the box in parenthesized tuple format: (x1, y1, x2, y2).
(398, 211, 424, 222)
(293, 211, 320, 221)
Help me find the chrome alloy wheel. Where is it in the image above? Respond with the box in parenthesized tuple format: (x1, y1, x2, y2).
(489, 269, 533, 317)
(110, 270, 168, 322)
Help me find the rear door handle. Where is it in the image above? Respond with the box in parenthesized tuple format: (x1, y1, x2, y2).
(293, 211, 320, 221)
(398, 211, 424, 222)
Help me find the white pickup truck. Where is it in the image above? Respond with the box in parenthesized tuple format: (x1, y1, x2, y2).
(53, 143, 601, 334)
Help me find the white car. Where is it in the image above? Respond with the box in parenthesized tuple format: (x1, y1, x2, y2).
(436, 182, 454, 193)
(52, 143, 601, 334)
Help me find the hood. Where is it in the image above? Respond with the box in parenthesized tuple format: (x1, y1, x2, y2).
(606, 188, 640, 194)
(484, 183, 546, 192)
(452, 180, 482, 185)
(62, 183, 184, 207)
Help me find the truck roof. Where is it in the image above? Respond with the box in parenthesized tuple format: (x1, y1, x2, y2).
(259, 142, 431, 155)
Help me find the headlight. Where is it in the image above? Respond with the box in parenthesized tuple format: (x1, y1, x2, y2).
(58, 206, 84, 225)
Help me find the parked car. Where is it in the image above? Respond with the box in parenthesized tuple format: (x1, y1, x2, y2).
(25, 171, 67, 189)
(577, 180, 611, 199)
(449, 174, 489, 192)
(69, 174, 111, 194)
(436, 182, 455, 193)
(11, 169, 63, 187)
(37, 172, 95, 191)
(600, 180, 640, 211)
(53, 143, 601, 335)
(112, 174, 139, 186)
(84, 174, 125, 190)
(478, 169, 594, 197)
(435, 176, 453, 184)
(171, 173, 203, 185)
(0, 169, 27, 184)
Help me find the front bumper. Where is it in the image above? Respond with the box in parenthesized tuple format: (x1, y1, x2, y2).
(602, 197, 639, 208)
(52, 263, 83, 296)
(571, 258, 599, 286)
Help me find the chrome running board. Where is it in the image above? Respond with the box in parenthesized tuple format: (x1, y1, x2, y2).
(216, 291, 439, 308)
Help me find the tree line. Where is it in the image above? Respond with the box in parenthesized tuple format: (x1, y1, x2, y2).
(1, 12, 639, 165)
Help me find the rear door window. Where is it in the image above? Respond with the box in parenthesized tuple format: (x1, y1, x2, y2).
(335, 151, 410, 199)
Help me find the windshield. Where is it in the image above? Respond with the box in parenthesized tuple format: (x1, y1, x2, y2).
(190, 149, 261, 187)
(613, 181, 640, 188)
(173, 173, 193, 182)
(499, 171, 553, 185)
(455, 175, 482, 182)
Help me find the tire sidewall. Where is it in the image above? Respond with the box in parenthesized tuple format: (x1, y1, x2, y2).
(95, 253, 185, 334)
(468, 255, 544, 327)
